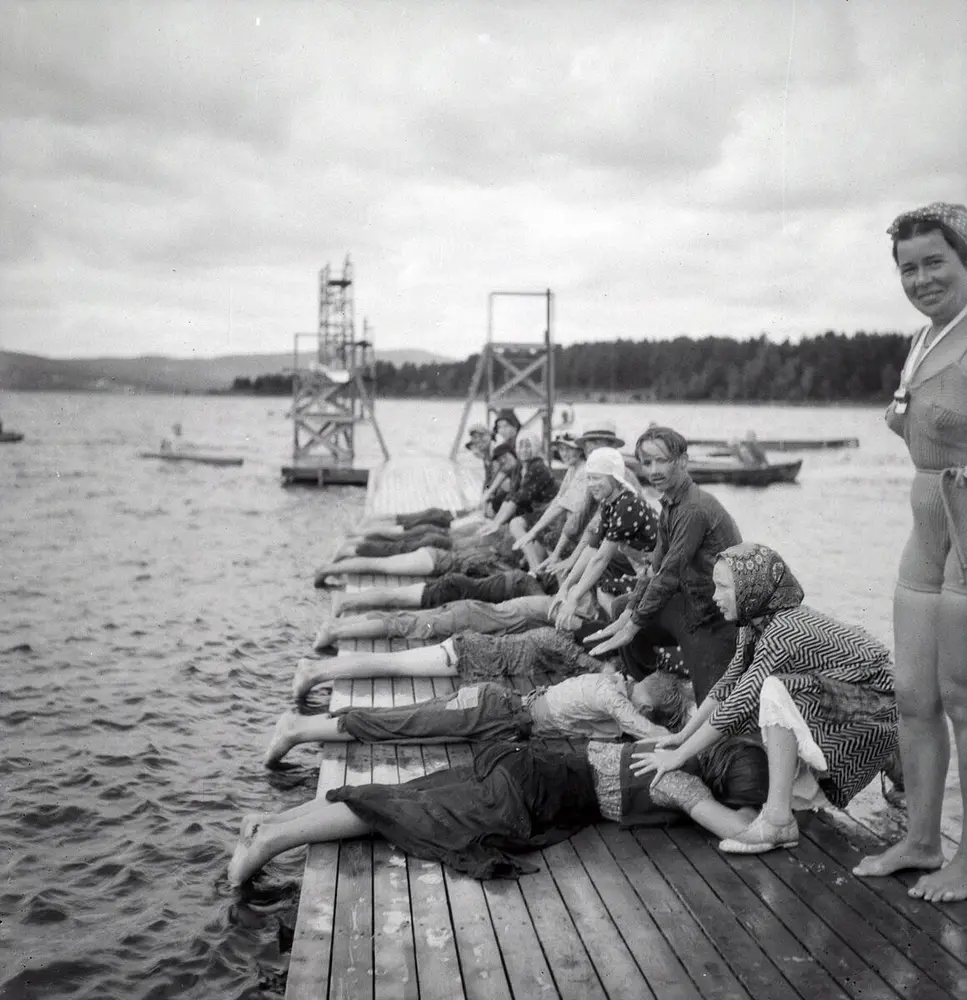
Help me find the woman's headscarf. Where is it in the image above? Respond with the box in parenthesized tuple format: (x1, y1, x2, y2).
(515, 434, 541, 461)
(718, 542, 804, 625)
(887, 202, 967, 246)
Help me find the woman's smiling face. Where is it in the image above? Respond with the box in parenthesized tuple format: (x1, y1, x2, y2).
(896, 230, 967, 324)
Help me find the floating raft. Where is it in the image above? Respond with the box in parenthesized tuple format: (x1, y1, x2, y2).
(139, 451, 244, 467)
(286, 455, 967, 1000)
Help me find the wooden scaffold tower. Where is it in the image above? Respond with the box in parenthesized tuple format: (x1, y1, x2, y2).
(449, 289, 555, 461)
(281, 257, 389, 486)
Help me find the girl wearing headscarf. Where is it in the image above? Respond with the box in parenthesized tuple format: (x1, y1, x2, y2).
(854, 203, 967, 901)
(632, 542, 898, 854)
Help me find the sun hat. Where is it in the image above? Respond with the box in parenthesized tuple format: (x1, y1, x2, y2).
(584, 447, 627, 480)
(576, 419, 625, 448)
(551, 430, 580, 449)
(467, 423, 489, 437)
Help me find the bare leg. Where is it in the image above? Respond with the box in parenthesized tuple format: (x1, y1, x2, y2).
(650, 769, 757, 840)
(690, 802, 757, 840)
(294, 640, 457, 696)
(759, 724, 799, 826)
(854, 585, 947, 878)
(314, 550, 437, 585)
(312, 612, 400, 651)
(334, 584, 426, 616)
(228, 802, 373, 885)
(265, 711, 353, 767)
(908, 588, 967, 901)
(718, 724, 801, 854)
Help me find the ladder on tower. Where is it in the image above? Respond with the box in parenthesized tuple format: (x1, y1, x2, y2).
(281, 257, 389, 486)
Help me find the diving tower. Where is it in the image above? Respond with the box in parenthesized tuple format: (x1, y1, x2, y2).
(449, 288, 555, 461)
(281, 257, 389, 486)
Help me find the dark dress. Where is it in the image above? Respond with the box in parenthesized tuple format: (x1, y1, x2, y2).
(327, 742, 600, 879)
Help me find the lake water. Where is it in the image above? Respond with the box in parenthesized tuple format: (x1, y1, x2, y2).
(0, 391, 920, 999)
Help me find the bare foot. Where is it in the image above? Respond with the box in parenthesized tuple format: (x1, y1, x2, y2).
(229, 816, 270, 886)
(313, 569, 346, 589)
(852, 838, 945, 878)
(312, 625, 337, 653)
(292, 659, 333, 701)
(909, 854, 967, 902)
(331, 594, 349, 617)
(264, 712, 303, 767)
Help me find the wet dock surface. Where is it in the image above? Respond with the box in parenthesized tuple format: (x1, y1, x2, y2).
(286, 457, 967, 1000)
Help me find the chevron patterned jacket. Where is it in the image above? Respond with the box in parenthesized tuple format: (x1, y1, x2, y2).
(707, 605, 898, 807)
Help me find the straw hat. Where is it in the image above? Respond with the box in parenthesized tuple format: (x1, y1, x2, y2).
(575, 419, 625, 448)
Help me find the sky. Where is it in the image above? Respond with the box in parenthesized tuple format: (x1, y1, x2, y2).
(1, 0, 965, 361)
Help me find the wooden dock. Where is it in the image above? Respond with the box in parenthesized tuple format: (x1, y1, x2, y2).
(285, 457, 967, 1000)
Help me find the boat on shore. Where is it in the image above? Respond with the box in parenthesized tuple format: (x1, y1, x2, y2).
(688, 436, 858, 452)
(139, 451, 244, 467)
(0, 430, 24, 443)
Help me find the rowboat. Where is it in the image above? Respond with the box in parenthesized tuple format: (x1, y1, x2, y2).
(139, 451, 244, 467)
(626, 455, 802, 487)
(0, 430, 24, 443)
(688, 436, 858, 452)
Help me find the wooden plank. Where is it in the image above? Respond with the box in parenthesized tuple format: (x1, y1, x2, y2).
(595, 822, 753, 998)
(668, 825, 861, 1000)
(803, 812, 967, 948)
(529, 837, 641, 1000)
(567, 826, 703, 1000)
(327, 740, 376, 1000)
(370, 680, 419, 1000)
(786, 827, 967, 997)
(633, 829, 801, 1000)
(396, 743, 467, 1000)
(283, 743, 348, 1000)
(753, 838, 952, 1000)
(428, 741, 513, 1000)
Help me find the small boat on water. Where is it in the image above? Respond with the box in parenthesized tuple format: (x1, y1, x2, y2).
(139, 450, 244, 467)
(0, 430, 24, 443)
(688, 436, 858, 452)
(626, 455, 802, 487)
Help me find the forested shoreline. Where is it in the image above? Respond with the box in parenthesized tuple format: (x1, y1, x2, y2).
(230, 331, 911, 403)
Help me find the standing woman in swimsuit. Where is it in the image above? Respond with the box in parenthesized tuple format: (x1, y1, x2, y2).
(855, 203, 967, 901)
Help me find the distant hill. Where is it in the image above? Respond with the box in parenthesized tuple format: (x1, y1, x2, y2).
(0, 348, 454, 393)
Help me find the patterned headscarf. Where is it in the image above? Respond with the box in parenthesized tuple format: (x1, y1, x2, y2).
(718, 542, 804, 625)
(887, 202, 967, 246)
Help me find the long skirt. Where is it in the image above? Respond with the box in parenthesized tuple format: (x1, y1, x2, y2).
(327, 742, 600, 879)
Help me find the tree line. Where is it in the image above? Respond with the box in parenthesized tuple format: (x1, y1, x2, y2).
(229, 331, 911, 403)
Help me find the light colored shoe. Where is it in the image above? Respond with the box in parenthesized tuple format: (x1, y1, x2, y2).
(719, 812, 799, 855)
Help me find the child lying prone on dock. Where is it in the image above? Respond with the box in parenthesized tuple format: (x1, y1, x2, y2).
(267, 668, 690, 766)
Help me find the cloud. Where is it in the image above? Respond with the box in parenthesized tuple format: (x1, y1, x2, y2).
(0, 0, 964, 359)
